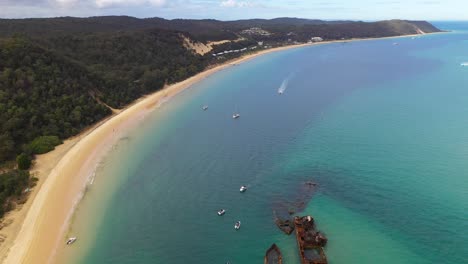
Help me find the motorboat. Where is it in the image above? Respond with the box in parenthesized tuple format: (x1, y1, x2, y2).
(233, 113, 240, 119)
(66, 237, 77, 245)
(240, 185, 247, 192)
(203, 105, 208, 110)
(217, 209, 226, 216)
(234, 221, 241, 230)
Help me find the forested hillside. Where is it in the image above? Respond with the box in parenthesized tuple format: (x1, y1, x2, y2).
(0, 17, 441, 42)
(0, 16, 441, 217)
(39, 29, 209, 107)
(0, 37, 111, 162)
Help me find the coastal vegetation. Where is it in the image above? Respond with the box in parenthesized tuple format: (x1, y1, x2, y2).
(0, 16, 440, 217)
(0, 169, 35, 217)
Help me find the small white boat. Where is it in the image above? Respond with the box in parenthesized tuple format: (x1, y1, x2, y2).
(66, 237, 77, 245)
(240, 185, 247, 193)
(278, 90, 283, 95)
(233, 113, 240, 119)
(234, 221, 241, 230)
(393, 42, 399, 45)
(461, 62, 468, 67)
(217, 209, 226, 216)
(203, 105, 208, 110)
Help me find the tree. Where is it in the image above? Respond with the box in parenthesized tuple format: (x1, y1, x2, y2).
(29, 136, 62, 154)
(0, 133, 14, 162)
(16, 153, 31, 170)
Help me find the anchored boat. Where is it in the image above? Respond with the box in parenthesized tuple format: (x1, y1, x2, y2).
(234, 221, 241, 230)
(217, 209, 226, 216)
(240, 185, 247, 192)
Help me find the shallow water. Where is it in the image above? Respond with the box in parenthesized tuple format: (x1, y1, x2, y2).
(59, 22, 468, 264)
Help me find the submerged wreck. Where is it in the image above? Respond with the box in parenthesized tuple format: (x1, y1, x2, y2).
(294, 216, 328, 264)
(264, 243, 282, 264)
(275, 217, 295, 235)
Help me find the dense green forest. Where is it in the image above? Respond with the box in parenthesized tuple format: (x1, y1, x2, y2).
(39, 29, 209, 108)
(0, 37, 111, 162)
(0, 16, 441, 218)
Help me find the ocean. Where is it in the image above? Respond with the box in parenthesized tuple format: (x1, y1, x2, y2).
(58, 22, 468, 264)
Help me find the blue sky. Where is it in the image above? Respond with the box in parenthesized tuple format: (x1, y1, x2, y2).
(1, 0, 467, 20)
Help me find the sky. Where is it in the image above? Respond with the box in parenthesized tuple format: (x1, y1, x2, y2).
(1, 0, 467, 21)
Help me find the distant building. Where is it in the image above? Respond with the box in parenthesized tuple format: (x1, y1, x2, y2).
(310, 37, 324, 42)
(241, 27, 271, 36)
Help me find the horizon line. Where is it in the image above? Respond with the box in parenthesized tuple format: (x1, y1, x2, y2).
(1, 15, 461, 22)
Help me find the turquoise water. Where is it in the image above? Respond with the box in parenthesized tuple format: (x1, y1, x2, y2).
(66, 23, 468, 264)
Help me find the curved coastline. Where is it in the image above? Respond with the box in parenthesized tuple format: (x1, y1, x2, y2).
(1, 32, 436, 264)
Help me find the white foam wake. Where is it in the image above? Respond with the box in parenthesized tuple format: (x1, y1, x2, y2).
(278, 73, 295, 94)
(278, 79, 289, 94)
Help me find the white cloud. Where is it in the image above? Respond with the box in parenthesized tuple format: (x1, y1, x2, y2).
(94, 0, 167, 8)
(220, 0, 254, 8)
(53, 0, 80, 7)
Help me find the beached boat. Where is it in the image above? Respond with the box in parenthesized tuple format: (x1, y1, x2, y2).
(217, 209, 226, 216)
(264, 243, 283, 264)
(234, 221, 241, 230)
(66, 237, 77, 245)
(233, 113, 240, 119)
(240, 185, 247, 192)
(203, 105, 208, 110)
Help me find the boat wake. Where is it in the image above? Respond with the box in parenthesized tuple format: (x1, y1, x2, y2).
(461, 62, 468, 66)
(278, 79, 288, 94)
(277, 73, 295, 94)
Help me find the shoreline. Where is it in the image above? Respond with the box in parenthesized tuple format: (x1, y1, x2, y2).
(0, 31, 440, 263)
